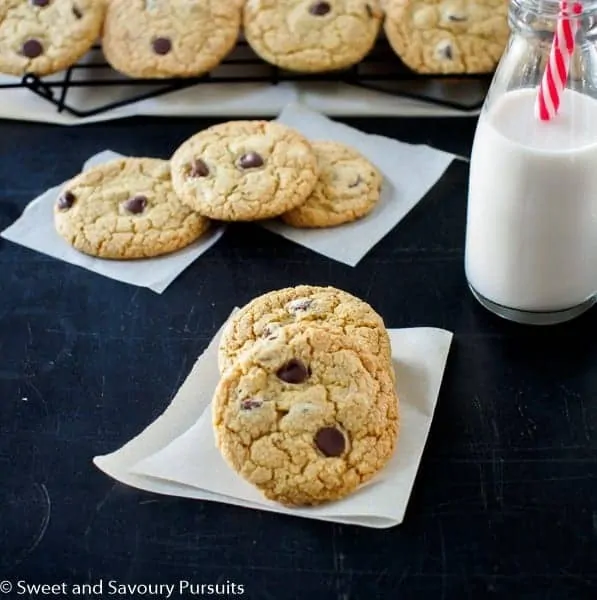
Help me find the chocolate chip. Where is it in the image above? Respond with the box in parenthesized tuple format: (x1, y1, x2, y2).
(31, 0, 50, 6)
(22, 39, 43, 59)
(72, 5, 82, 18)
(152, 37, 172, 55)
(309, 1, 331, 15)
(442, 44, 453, 60)
(122, 195, 148, 214)
(261, 325, 278, 340)
(366, 4, 373, 17)
(238, 152, 264, 169)
(276, 359, 309, 384)
(287, 298, 313, 313)
(241, 399, 262, 411)
(349, 176, 362, 188)
(57, 191, 75, 210)
(189, 159, 209, 178)
(315, 427, 345, 457)
(448, 14, 467, 22)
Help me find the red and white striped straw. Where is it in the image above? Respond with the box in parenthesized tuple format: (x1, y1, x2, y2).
(535, 1, 583, 121)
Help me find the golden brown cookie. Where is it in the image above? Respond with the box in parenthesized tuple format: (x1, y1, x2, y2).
(218, 285, 393, 375)
(170, 121, 319, 222)
(0, 0, 105, 76)
(280, 141, 382, 228)
(384, 0, 509, 74)
(54, 157, 211, 259)
(102, 0, 241, 79)
(212, 324, 400, 506)
(243, 0, 383, 73)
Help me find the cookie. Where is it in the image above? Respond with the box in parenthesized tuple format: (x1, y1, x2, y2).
(0, 0, 105, 76)
(170, 121, 319, 222)
(384, 0, 510, 74)
(218, 285, 393, 376)
(54, 157, 211, 259)
(280, 141, 382, 228)
(243, 0, 383, 73)
(102, 0, 241, 79)
(212, 324, 399, 506)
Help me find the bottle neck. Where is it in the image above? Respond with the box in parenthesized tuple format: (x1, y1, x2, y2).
(483, 0, 597, 115)
(509, 0, 597, 43)
(510, 0, 597, 20)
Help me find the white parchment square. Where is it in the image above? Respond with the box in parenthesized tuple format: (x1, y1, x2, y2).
(0, 150, 225, 293)
(94, 311, 453, 529)
(263, 103, 456, 266)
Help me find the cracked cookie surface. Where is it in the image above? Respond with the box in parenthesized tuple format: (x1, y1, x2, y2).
(244, 0, 383, 73)
(54, 157, 211, 259)
(218, 285, 392, 375)
(213, 324, 399, 506)
(281, 141, 382, 228)
(170, 120, 319, 221)
(384, 0, 509, 74)
(0, 0, 105, 76)
(102, 0, 241, 78)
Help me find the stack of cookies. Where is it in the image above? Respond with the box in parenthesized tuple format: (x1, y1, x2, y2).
(169, 120, 383, 227)
(0, 0, 509, 79)
(211, 285, 400, 507)
(52, 119, 382, 259)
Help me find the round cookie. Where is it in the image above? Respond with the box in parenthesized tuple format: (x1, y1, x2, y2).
(218, 285, 393, 375)
(243, 0, 383, 73)
(280, 141, 382, 228)
(384, 0, 510, 74)
(54, 157, 211, 259)
(212, 324, 400, 506)
(102, 0, 242, 79)
(170, 121, 319, 222)
(0, 0, 105, 76)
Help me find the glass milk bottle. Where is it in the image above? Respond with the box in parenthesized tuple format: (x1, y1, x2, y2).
(464, 0, 597, 325)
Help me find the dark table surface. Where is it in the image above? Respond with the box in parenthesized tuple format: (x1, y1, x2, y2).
(0, 115, 595, 600)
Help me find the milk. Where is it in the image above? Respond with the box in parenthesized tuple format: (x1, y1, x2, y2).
(465, 87, 597, 315)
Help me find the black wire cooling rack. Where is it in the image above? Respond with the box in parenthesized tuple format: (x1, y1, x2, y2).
(0, 39, 492, 118)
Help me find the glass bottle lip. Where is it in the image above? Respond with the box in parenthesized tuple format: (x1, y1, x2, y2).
(510, 0, 597, 18)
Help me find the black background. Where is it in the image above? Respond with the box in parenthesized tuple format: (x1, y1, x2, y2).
(1, 116, 596, 599)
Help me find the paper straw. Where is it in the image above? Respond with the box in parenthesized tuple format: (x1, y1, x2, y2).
(535, 1, 582, 121)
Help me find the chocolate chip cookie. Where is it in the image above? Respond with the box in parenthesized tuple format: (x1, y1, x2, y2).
(102, 0, 242, 79)
(280, 141, 382, 228)
(170, 121, 319, 222)
(54, 157, 211, 259)
(212, 324, 399, 506)
(244, 0, 383, 73)
(384, 0, 509, 74)
(218, 285, 393, 376)
(0, 0, 105, 76)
